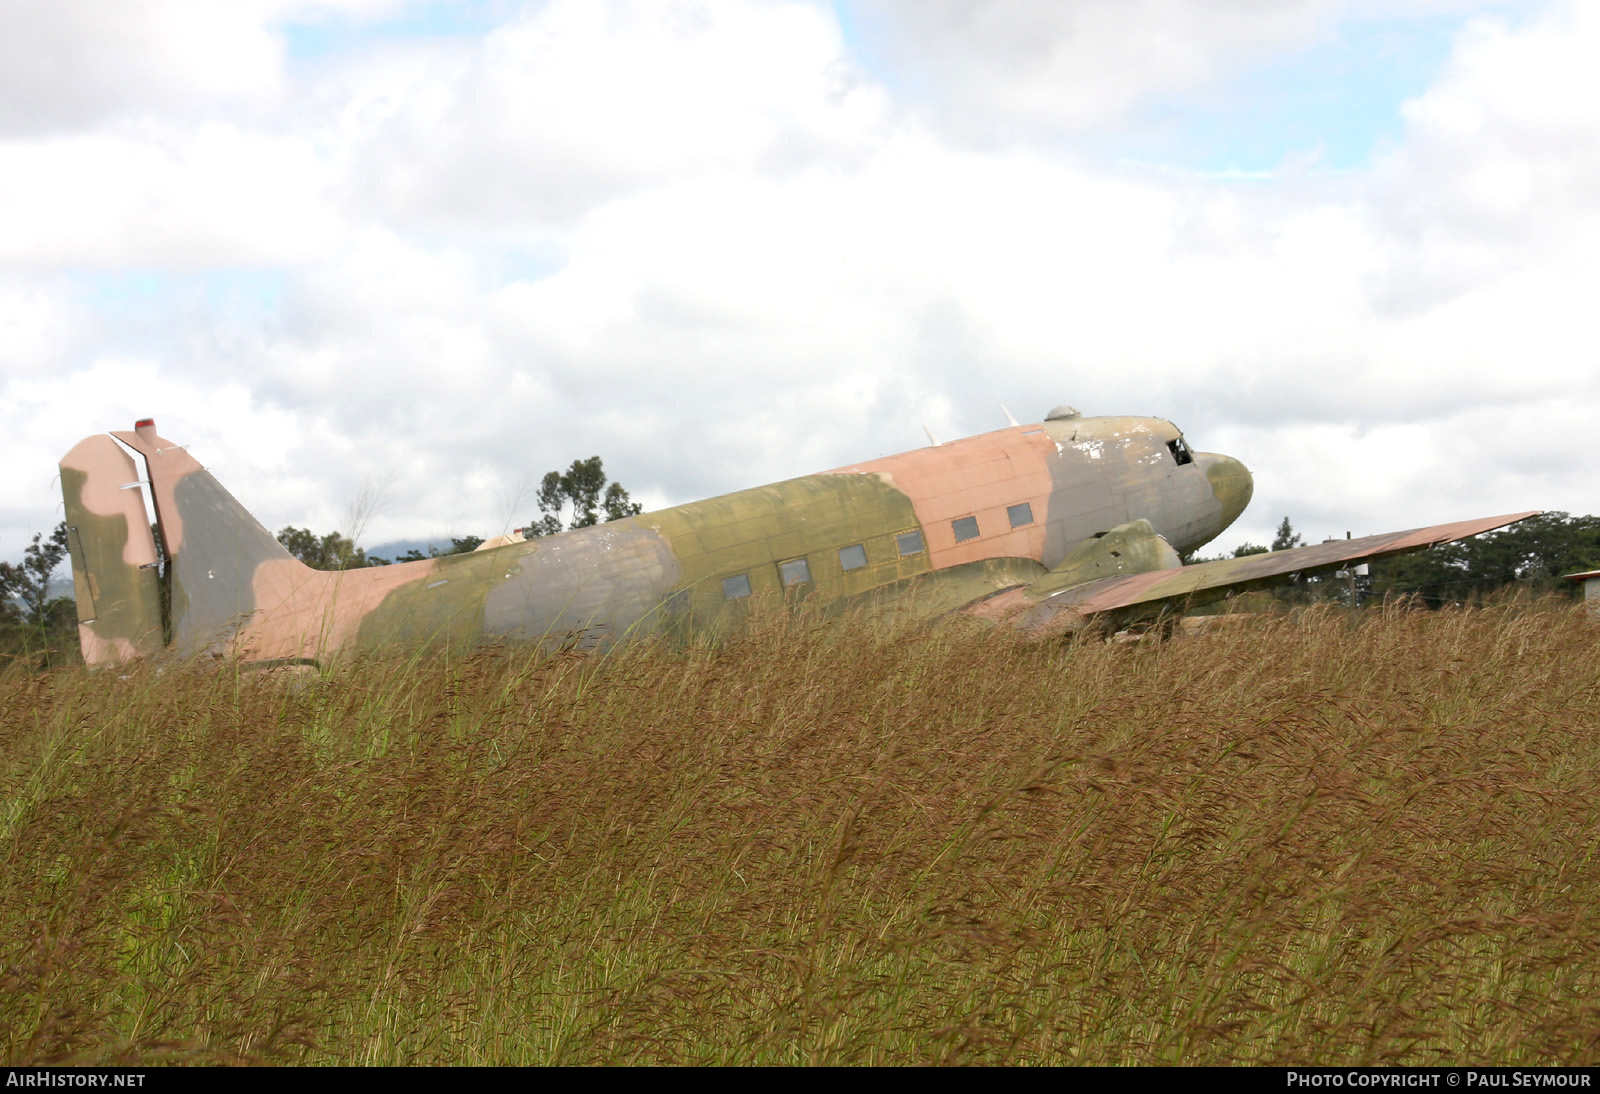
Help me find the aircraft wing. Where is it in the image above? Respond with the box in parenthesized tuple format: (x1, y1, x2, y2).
(999, 511, 1541, 634)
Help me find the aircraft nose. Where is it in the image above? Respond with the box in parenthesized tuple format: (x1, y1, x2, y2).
(1198, 452, 1253, 532)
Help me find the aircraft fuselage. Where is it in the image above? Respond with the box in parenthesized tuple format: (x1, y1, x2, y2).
(61, 413, 1253, 664)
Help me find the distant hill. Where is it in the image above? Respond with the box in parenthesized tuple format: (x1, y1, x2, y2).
(365, 538, 475, 562)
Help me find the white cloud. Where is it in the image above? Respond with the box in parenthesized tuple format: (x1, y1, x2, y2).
(346, 0, 890, 227)
(849, 0, 1342, 140)
(0, 0, 288, 135)
(0, 124, 338, 269)
(849, 0, 1549, 143)
(2, 0, 1598, 570)
(1217, 390, 1594, 552)
(1369, 0, 1600, 311)
(0, 277, 91, 377)
(0, 0, 425, 136)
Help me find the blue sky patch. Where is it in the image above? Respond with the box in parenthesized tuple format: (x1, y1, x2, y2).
(281, 0, 518, 61)
(75, 270, 287, 343)
(1103, 12, 1467, 175)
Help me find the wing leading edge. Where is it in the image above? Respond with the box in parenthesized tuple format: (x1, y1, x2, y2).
(973, 511, 1541, 635)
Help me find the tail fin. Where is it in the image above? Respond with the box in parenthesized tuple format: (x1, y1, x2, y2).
(59, 435, 166, 666)
(108, 420, 310, 658)
(96, 420, 438, 664)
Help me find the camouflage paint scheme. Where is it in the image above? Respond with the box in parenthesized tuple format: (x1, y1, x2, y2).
(58, 434, 165, 664)
(59, 412, 1535, 667)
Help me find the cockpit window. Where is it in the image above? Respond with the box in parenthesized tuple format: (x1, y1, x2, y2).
(1167, 438, 1194, 466)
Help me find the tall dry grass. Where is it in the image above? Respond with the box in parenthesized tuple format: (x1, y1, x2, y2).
(3, 600, 1599, 1065)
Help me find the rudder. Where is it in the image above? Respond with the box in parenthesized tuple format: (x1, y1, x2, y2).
(109, 419, 306, 657)
(58, 434, 166, 666)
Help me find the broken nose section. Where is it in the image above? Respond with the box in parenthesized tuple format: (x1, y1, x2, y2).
(1199, 453, 1253, 534)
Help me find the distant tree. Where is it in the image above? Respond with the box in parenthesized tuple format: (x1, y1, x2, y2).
(283, 528, 488, 568)
(1257, 517, 1314, 601)
(1371, 512, 1600, 604)
(0, 522, 71, 625)
(1181, 539, 1269, 566)
(379, 536, 484, 565)
(1, 558, 23, 626)
(1, 521, 78, 666)
(526, 457, 643, 537)
(277, 526, 383, 570)
(1270, 517, 1302, 553)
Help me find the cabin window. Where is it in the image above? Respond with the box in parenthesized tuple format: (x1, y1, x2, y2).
(896, 530, 925, 557)
(778, 557, 811, 586)
(1167, 438, 1194, 466)
(838, 544, 867, 571)
(1007, 502, 1034, 528)
(722, 574, 752, 600)
(952, 516, 979, 543)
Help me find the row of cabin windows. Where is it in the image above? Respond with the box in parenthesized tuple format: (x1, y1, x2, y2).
(955, 502, 1035, 543)
(721, 528, 929, 601)
(719, 501, 1037, 601)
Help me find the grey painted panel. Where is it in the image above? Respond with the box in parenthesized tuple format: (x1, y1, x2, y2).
(483, 520, 681, 645)
(1036, 417, 1227, 562)
(171, 470, 297, 655)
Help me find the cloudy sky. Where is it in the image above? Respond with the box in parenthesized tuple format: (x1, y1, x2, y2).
(2, 0, 1593, 562)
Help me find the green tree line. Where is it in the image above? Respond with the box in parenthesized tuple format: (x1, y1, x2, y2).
(275, 456, 643, 570)
(273, 527, 489, 570)
(1204, 512, 1600, 607)
(1369, 511, 1600, 604)
(0, 523, 77, 666)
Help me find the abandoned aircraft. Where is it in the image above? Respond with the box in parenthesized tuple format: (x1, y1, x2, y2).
(58, 411, 1536, 667)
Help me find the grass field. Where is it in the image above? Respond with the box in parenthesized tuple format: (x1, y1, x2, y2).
(3, 600, 1599, 1065)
